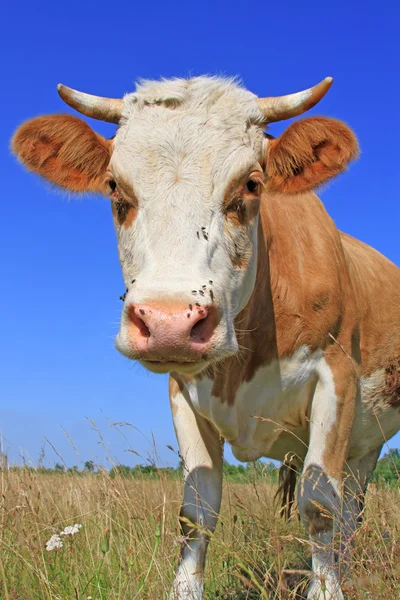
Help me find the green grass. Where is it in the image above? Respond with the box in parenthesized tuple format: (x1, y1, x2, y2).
(0, 468, 399, 599)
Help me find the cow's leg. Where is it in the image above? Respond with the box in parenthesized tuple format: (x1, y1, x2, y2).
(298, 353, 358, 600)
(339, 445, 382, 577)
(169, 376, 223, 600)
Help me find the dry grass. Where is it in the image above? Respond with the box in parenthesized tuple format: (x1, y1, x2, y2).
(0, 469, 399, 599)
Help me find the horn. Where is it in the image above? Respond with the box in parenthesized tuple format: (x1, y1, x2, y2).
(257, 77, 333, 123)
(57, 84, 124, 124)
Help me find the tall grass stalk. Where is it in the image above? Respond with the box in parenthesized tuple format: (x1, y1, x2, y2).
(0, 467, 399, 599)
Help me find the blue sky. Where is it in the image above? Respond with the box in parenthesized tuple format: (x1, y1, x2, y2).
(2, 0, 399, 468)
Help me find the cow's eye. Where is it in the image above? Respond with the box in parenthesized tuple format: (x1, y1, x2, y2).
(109, 180, 117, 192)
(246, 179, 259, 194)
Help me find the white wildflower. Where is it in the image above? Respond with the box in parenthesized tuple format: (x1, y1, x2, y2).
(60, 523, 82, 536)
(45, 534, 63, 551)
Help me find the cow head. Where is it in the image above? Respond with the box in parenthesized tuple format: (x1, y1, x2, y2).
(12, 76, 358, 375)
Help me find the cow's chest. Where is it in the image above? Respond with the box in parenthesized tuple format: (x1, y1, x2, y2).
(188, 346, 320, 462)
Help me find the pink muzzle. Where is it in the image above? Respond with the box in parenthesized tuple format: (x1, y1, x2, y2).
(126, 302, 218, 362)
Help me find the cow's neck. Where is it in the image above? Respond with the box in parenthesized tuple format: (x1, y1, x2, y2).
(208, 190, 341, 403)
(207, 195, 278, 402)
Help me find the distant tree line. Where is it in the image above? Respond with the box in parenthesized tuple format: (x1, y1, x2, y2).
(8, 458, 279, 482)
(7, 451, 400, 486)
(370, 449, 400, 485)
(108, 459, 279, 482)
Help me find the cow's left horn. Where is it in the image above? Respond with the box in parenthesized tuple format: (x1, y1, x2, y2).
(257, 77, 333, 123)
(57, 84, 124, 124)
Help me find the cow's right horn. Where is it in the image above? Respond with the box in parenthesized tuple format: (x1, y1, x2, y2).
(257, 77, 333, 123)
(57, 84, 124, 124)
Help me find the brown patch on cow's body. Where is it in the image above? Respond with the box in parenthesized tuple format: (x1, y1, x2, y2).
(209, 185, 400, 478)
(322, 340, 360, 480)
(211, 190, 351, 404)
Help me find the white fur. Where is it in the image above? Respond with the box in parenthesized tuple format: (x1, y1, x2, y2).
(173, 347, 342, 599)
(349, 369, 400, 457)
(189, 346, 325, 462)
(112, 78, 266, 367)
(171, 347, 400, 599)
(170, 383, 222, 600)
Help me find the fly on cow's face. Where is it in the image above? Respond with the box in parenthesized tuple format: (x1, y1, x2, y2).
(200, 227, 209, 240)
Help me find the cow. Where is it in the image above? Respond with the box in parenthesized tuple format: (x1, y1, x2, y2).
(12, 75, 400, 600)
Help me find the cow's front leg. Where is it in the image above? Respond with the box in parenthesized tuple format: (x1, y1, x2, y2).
(298, 352, 358, 600)
(169, 375, 223, 600)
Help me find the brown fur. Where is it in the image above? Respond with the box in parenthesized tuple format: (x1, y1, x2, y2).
(111, 201, 137, 227)
(11, 115, 111, 193)
(208, 184, 400, 478)
(109, 176, 139, 228)
(211, 190, 348, 404)
(266, 117, 359, 194)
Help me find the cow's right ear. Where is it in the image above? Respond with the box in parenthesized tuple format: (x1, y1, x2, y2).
(11, 115, 112, 194)
(265, 117, 359, 194)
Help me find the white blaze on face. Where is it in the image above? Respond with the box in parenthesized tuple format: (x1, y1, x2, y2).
(110, 77, 267, 370)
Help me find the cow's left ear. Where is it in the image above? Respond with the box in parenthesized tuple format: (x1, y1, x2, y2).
(266, 117, 359, 194)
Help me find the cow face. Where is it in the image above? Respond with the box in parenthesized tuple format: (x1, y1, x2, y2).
(12, 77, 358, 375)
(108, 79, 266, 374)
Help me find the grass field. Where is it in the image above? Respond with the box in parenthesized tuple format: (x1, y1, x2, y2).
(0, 468, 399, 599)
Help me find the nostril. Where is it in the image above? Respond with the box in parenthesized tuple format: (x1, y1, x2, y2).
(190, 319, 205, 340)
(190, 309, 212, 342)
(127, 305, 151, 338)
(136, 317, 151, 338)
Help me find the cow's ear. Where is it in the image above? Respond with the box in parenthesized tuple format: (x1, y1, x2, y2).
(12, 115, 111, 194)
(266, 117, 359, 194)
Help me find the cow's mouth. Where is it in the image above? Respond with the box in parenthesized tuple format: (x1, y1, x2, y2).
(141, 358, 208, 375)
